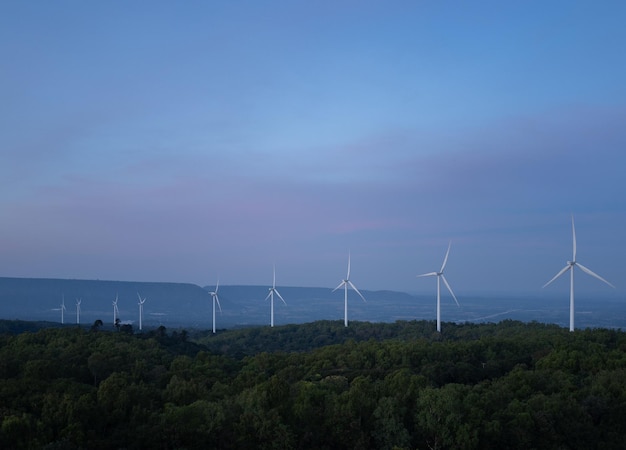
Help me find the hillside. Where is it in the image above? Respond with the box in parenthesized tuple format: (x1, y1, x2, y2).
(1, 319, 626, 449)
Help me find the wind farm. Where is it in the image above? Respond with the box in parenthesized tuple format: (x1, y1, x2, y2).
(0, 278, 623, 332)
(0, 217, 622, 333)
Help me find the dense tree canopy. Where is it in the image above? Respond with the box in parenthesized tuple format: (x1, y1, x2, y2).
(1, 319, 626, 449)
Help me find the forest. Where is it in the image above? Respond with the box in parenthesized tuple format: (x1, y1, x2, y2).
(1, 318, 626, 449)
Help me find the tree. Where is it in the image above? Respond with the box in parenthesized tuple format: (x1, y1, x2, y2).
(90, 319, 103, 332)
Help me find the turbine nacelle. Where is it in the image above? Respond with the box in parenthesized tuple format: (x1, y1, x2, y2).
(210, 279, 219, 298)
(265, 287, 286, 303)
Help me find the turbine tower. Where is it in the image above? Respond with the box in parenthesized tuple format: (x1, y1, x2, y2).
(113, 294, 119, 325)
(209, 280, 222, 334)
(543, 216, 614, 332)
(416, 241, 460, 332)
(137, 292, 146, 331)
(75, 298, 81, 324)
(265, 265, 286, 327)
(332, 251, 366, 327)
(60, 295, 66, 324)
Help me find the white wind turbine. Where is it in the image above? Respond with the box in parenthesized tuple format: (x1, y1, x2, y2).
(416, 241, 460, 333)
(265, 265, 286, 327)
(137, 292, 146, 331)
(75, 298, 81, 324)
(209, 280, 222, 333)
(543, 216, 614, 332)
(55, 295, 67, 324)
(333, 251, 366, 327)
(113, 294, 120, 325)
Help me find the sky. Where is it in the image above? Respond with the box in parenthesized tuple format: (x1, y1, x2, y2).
(1, 1, 625, 297)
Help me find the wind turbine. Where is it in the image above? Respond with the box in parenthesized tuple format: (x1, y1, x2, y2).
(137, 292, 146, 331)
(416, 241, 460, 333)
(543, 216, 614, 332)
(265, 265, 286, 327)
(113, 294, 119, 325)
(56, 294, 66, 324)
(76, 298, 81, 324)
(209, 280, 222, 333)
(332, 251, 366, 327)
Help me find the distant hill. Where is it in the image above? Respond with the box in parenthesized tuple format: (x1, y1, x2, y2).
(0, 278, 428, 329)
(0, 277, 208, 328)
(0, 277, 624, 330)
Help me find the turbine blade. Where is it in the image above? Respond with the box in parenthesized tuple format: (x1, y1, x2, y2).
(417, 272, 438, 278)
(441, 241, 451, 272)
(571, 215, 577, 262)
(264, 292, 272, 301)
(543, 265, 571, 288)
(576, 263, 615, 288)
(347, 280, 367, 302)
(332, 281, 346, 292)
(347, 251, 351, 279)
(215, 295, 222, 312)
(441, 275, 460, 306)
(215, 279, 219, 293)
(275, 289, 287, 305)
(273, 264, 276, 288)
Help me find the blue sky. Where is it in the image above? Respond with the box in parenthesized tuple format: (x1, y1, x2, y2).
(1, 1, 625, 297)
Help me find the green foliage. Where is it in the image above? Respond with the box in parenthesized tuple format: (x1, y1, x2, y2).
(1, 319, 626, 449)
